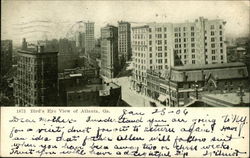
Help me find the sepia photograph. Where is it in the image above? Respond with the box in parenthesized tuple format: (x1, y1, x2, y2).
(1, 1, 250, 107)
(1, 1, 250, 157)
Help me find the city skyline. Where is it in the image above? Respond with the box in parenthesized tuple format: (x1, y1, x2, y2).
(2, 0, 249, 46)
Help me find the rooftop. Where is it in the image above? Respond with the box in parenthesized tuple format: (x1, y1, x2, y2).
(18, 49, 58, 55)
(66, 82, 120, 93)
(172, 62, 246, 71)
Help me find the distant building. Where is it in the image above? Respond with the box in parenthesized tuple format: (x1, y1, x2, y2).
(118, 21, 132, 65)
(100, 25, 119, 79)
(147, 62, 249, 107)
(85, 22, 95, 54)
(14, 46, 58, 106)
(76, 22, 95, 56)
(37, 38, 79, 72)
(1, 40, 13, 80)
(131, 17, 227, 95)
(227, 45, 238, 62)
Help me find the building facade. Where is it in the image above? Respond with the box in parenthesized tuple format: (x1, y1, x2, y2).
(100, 25, 119, 79)
(147, 62, 249, 107)
(85, 22, 95, 54)
(14, 46, 58, 106)
(118, 21, 132, 64)
(1, 40, 13, 80)
(131, 17, 227, 94)
(75, 22, 95, 56)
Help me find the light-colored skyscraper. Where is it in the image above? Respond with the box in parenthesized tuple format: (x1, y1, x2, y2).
(85, 22, 95, 54)
(75, 22, 95, 56)
(131, 17, 227, 94)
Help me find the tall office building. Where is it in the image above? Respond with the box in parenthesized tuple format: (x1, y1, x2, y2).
(118, 21, 132, 64)
(75, 22, 95, 56)
(85, 22, 95, 54)
(1, 40, 13, 79)
(131, 17, 227, 94)
(14, 45, 58, 106)
(100, 25, 119, 79)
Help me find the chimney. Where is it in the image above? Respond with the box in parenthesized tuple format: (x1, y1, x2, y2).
(37, 45, 45, 53)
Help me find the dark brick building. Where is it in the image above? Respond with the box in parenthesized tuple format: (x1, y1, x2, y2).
(14, 46, 58, 106)
(1, 40, 13, 80)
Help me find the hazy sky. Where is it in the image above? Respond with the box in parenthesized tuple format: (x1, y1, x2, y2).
(1, 0, 250, 46)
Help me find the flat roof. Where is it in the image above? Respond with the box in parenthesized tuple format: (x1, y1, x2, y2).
(172, 62, 246, 71)
(66, 82, 120, 93)
(18, 49, 58, 55)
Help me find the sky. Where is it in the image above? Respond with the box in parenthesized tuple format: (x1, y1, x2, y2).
(1, 0, 250, 46)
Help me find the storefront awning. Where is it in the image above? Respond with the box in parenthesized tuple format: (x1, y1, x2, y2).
(158, 94, 167, 102)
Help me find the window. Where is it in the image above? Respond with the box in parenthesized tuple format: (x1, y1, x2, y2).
(211, 37, 215, 42)
(149, 28, 152, 32)
(165, 59, 167, 63)
(212, 50, 215, 54)
(165, 46, 167, 50)
(221, 55, 223, 60)
(164, 27, 167, 32)
(149, 47, 152, 51)
(191, 32, 195, 36)
(150, 60, 152, 64)
(211, 44, 215, 48)
(158, 53, 162, 57)
(164, 40, 167, 44)
(164, 34, 167, 38)
(191, 26, 194, 31)
(220, 43, 223, 47)
(192, 54, 195, 58)
(191, 43, 195, 47)
(149, 35, 152, 39)
(191, 38, 195, 42)
(220, 31, 222, 35)
(220, 37, 223, 41)
(192, 60, 195, 64)
(149, 53, 152, 58)
(158, 40, 162, 45)
(158, 47, 162, 51)
(212, 56, 216, 60)
(149, 41, 152, 45)
(220, 49, 223, 53)
(210, 25, 214, 29)
(183, 27, 186, 31)
(158, 59, 162, 63)
(192, 49, 195, 53)
(211, 31, 215, 36)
